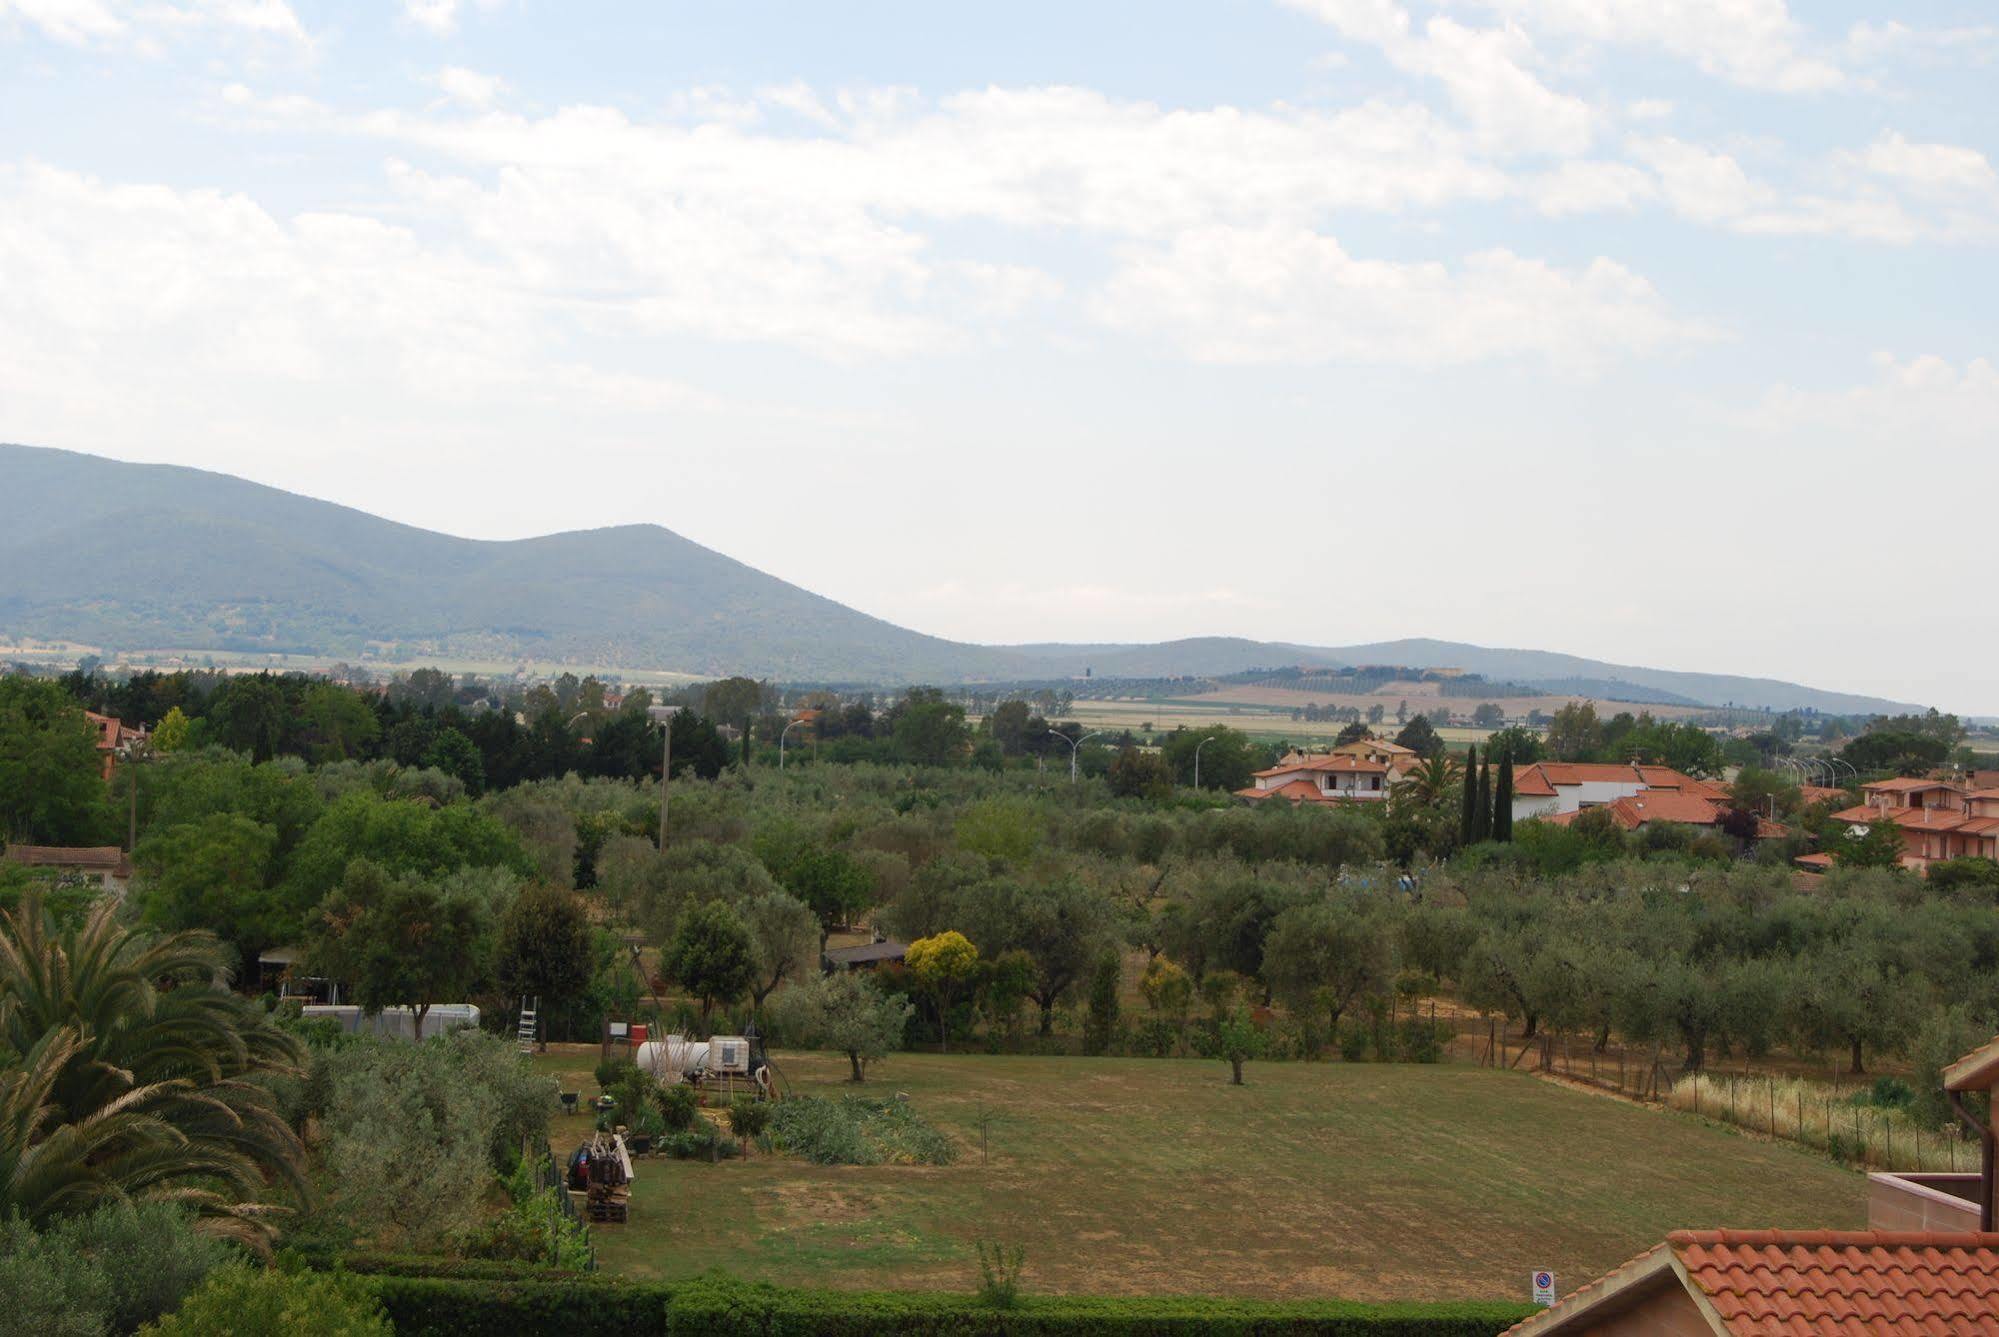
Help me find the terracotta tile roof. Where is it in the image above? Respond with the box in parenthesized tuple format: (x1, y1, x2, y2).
(1508, 1230, 1999, 1335)
(1794, 852, 1835, 870)
(1798, 785, 1852, 806)
(1512, 768, 1559, 796)
(1866, 777, 1965, 794)
(1943, 1032, 1999, 1093)
(1514, 762, 1708, 794)
(1612, 790, 1729, 827)
(1250, 754, 1389, 778)
(1967, 789, 1999, 802)
(1673, 1229, 1999, 1334)
(2, 845, 130, 874)
(1236, 778, 1328, 803)
(1333, 737, 1417, 756)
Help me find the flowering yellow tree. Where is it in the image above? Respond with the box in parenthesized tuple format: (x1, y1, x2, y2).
(905, 930, 979, 1053)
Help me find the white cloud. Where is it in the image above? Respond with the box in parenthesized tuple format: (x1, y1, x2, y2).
(1844, 20, 1998, 67)
(1284, 0, 1594, 154)
(1626, 135, 1771, 223)
(1090, 225, 1711, 367)
(1530, 159, 1654, 216)
(0, 0, 305, 46)
(1472, 0, 1843, 92)
(432, 65, 505, 108)
(400, 0, 500, 38)
(1850, 132, 1997, 197)
(0, 0, 124, 44)
(1750, 353, 1999, 449)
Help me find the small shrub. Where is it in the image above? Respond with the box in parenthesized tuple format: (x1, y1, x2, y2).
(974, 1237, 1027, 1310)
(1132, 1016, 1181, 1058)
(140, 1264, 391, 1336)
(1399, 1017, 1448, 1064)
(657, 1127, 740, 1160)
(767, 1096, 955, 1166)
(0, 1200, 234, 1337)
(726, 1097, 772, 1155)
(1337, 1017, 1371, 1063)
(593, 1058, 636, 1092)
(656, 1083, 699, 1132)
(1867, 1075, 1914, 1110)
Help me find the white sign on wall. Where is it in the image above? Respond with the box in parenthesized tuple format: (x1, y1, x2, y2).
(1532, 1271, 1556, 1307)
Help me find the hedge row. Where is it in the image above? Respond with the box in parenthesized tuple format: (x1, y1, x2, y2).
(364, 1269, 1533, 1337)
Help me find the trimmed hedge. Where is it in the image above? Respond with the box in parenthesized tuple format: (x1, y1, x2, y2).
(363, 1268, 1532, 1337)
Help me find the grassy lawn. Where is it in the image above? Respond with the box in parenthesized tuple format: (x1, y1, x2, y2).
(530, 1047, 1864, 1302)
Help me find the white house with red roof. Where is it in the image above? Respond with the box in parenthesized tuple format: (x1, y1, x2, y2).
(1236, 752, 1395, 804)
(1509, 762, 1728, 824)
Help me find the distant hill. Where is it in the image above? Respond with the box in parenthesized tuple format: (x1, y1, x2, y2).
(0, 444, 1024, 682)
(1307, 638, 1917, 717)
(0, 445, 1923, 714)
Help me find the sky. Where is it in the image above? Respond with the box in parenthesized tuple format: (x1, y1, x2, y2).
(1, 1, 1996, 711)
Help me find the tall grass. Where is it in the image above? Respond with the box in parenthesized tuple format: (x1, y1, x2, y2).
(1663, 1072, 1973, 1173)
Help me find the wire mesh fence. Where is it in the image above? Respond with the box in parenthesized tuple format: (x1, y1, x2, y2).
(1442, 1015, 1974, 1174)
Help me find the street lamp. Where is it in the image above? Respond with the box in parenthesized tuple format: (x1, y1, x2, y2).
(1047, 728, 1102, 784)
(1193, 735, 1218, 791)
(647, 705, 680, 851)
(780, 717, 810, 770)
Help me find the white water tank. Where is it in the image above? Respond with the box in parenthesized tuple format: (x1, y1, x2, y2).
(710, 1036, 750, 1073)
(634, 1035, 708, 1084)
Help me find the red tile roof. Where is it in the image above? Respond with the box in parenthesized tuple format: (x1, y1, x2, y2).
(1542, 791, 1785, 837)
(1512, 768, 1559, 796)
(1250, 754, 1389, 778)
(1674, 1229, 1999, 1334)
(1865, 777, 1965, 794)
(1828, 803, 1975, 833)
(1508, 1230, 1999, 1335)
(1943, 1032, 1999, 1093)
(1236, 778, 1327, 803)
(2, 845, 130, 873)
(1513, 761, 1710, 796)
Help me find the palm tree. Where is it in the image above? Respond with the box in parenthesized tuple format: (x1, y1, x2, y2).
(1393, 752, 1463, 809)
(0, 896, 308, 1244)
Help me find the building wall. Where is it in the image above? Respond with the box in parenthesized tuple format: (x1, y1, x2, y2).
(1571, 1283, 1714, 1336)
(1515, 779, 1648, 820)
(1868, 1173, 1983, 1233)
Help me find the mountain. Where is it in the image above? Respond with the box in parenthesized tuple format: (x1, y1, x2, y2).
(0, 445, 1923, 713)
(1304, 638, 1920, 717)
(0, 444, 1022, 682)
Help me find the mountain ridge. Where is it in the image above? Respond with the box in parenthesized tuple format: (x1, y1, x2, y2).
(0, 444, 1923, 714)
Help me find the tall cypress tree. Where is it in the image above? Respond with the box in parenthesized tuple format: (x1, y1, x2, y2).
(1472, 760, 1492, 844)
(1460, 743, 1479, 846)
(1494, 752, 1514, 843)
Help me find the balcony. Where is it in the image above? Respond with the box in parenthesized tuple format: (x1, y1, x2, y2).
(1867, 1172, 1984, 1232)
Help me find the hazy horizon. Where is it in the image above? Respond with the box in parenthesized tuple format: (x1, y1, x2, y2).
(2, 2, 1994, 711)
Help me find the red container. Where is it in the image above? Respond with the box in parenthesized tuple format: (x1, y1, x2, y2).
(629, 1024, 649, 1046)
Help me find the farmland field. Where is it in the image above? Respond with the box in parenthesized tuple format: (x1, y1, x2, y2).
(1008, 698, 1498, 747)
(534, 1048, 1865, 1301)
